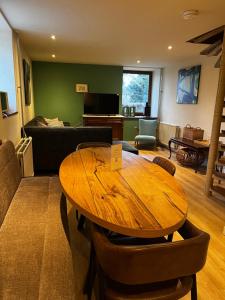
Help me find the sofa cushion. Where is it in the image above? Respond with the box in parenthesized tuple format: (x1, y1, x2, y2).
(25, 116, 48, 127)
(44, 117, 64, 127)
(0, 176, 75, 299)
(0, 141, 21, 227)
(135, 135, 156, 146)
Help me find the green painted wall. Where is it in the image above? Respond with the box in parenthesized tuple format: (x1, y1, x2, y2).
(32, 62, 123, 126)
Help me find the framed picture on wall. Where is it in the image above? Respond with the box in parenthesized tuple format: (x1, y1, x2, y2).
(76, 83, 88, 93)
(176, 65, 201, 104)
(23, 59, 31, 106)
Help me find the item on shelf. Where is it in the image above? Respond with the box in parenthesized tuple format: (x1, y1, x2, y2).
(129, 106, 136, 117)
(176, 147, 205, 166)
(122, 106, 129, 117)
(144, 102, 151, 116)
(183, 124, 204, 140)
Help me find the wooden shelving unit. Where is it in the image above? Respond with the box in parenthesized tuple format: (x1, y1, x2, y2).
(83, 115, 124, 140)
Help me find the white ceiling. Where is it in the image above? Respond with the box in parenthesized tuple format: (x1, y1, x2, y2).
(0, 0, 225, 67)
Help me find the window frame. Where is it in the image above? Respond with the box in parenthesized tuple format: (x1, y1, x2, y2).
(0, 12, 18, 116)
(122, 70, 153, 116)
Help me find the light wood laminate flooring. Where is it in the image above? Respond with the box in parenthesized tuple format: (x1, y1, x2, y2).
(67, 147, 225, 300)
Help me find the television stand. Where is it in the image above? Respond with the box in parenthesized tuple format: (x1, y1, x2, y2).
(83, 114, 124, 140)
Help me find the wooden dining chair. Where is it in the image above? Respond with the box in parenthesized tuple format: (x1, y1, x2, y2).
(76, 142, 111, 151)
(87, 220, 209, 300)
(152, 155, 176, 242)
(153, 156, 176, 176)
(76, 142, 111, 231)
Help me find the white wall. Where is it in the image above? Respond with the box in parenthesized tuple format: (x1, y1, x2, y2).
(0, 31, 34, 145)
(151, 68, 161, 118)
(160, 56, 219, 140)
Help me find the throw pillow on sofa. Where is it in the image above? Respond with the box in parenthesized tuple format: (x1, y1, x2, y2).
(44, 117, 64, 127)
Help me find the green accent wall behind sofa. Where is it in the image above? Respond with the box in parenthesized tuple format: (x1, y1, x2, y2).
(32, 62, 123, 126)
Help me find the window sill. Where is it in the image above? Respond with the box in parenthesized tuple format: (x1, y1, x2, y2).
(2, 111, 18, 119)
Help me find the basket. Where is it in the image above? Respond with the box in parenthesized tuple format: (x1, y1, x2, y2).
(176, 147, 205, 166)
(183, 124, 204, 141)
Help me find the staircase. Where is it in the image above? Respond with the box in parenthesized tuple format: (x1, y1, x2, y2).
(187, 25, 225, 197)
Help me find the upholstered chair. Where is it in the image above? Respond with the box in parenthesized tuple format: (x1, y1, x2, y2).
(88, 220, 210, 300)
(135, 119, 157, 148)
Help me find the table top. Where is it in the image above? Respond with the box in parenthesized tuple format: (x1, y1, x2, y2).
(170, 137, 209, 149)
(59, 148, 188, 238)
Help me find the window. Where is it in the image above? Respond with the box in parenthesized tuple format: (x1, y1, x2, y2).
(122, 71, 152, 115)
(0, 12, 17, 114)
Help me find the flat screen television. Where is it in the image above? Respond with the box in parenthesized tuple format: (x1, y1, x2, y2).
(84, 93, 119, 115)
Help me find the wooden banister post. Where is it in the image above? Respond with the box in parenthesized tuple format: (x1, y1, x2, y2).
(205, 29, 225, 195)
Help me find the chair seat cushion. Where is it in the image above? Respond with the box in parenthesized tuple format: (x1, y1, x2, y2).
(135, 135, 156, 145)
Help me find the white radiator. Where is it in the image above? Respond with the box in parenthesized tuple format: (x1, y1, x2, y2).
(159, 122, 180, 147)
(16, 137, 34, 177)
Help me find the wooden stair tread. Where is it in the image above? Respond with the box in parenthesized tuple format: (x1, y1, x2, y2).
(218, 156, 225, 162)
(218, 145, 225, 151)
(187, 25, 225, 44)
(215, 161, 225, 167)
(211, 185, 225, 196)
(213, 170, 225, 179)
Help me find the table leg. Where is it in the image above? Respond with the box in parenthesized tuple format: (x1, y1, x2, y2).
(168, 140, 172, 159)
(195, 150, 205, 173)
(83, 243, 96, 298)
(195, 151, 200, 173)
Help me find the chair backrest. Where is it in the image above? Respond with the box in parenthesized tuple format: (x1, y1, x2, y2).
(76, 142, 111, 151)
(91, 220, 210, 285)
(0, 141, 21, 226)
(153, 156, 176, 176)
(139, 119, 157, 136)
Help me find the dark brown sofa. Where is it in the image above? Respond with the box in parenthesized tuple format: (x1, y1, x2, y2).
(0, 140, 75, 299)
(23, 116, 113, 173)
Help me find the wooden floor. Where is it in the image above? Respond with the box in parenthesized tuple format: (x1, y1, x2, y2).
(67, 147, 225, 300)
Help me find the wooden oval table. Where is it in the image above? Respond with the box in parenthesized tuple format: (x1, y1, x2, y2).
(59, 147, 188, 238)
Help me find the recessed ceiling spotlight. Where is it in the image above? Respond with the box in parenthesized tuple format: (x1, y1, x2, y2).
(182, 9, 199, 20)
(52, 54, 56, 58)
(168, 45, 173, 50)
(51, 35, 56, 40)
(137, 60, 141, 64)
